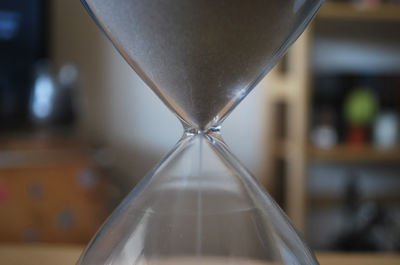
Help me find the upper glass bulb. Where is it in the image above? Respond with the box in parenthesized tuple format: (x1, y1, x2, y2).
(82, 0, 322, 129)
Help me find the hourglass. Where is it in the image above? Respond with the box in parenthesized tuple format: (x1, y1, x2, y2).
(78, 1, 323, 264)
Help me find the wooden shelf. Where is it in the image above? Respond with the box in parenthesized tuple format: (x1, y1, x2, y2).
(309, 195, 400, 207)
(308, 144, 400, 163)
(318, 2, 400, 22)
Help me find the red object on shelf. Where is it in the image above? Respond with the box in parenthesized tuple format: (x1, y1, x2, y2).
(347, 126, 368, 147)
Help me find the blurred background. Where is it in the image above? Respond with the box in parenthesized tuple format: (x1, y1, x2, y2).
(0, 0, 399, 256)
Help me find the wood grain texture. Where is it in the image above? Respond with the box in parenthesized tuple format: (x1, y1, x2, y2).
(308, 144, 400, 163)
(1, 246, 400, 265)
(318, 2, 400, 21)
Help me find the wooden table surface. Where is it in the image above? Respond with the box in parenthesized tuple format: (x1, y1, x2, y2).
(1, 245, 400, 265)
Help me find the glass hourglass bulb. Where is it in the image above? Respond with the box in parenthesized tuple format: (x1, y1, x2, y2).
(78, 1, 324, 264)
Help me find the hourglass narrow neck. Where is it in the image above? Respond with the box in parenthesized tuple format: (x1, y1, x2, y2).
(181, 121, 224, 140)
(184, 126, 220, 136)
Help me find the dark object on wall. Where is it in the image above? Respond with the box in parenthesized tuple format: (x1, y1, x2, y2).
(0, 0, 49, 130)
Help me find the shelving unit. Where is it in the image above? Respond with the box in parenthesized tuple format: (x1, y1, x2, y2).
(265, 29, 311, 232)
(264, 1, 400, 235)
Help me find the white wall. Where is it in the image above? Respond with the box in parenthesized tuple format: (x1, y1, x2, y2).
(51, 0, 270, 186)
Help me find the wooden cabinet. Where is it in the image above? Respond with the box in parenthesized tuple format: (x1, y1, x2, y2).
(0, 136, 111, 244)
